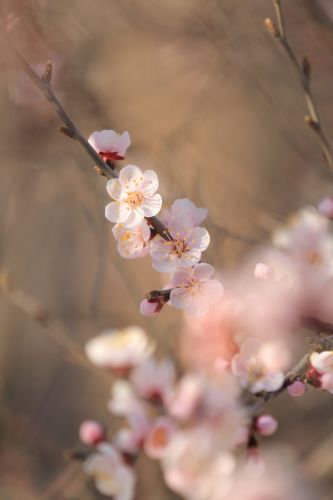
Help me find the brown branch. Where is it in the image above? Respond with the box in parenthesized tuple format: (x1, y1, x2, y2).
(0, 271, 111, 384)
(2, 31, 172, 241)
(252, 333, 333, 415)
(265, 0, 333, 173)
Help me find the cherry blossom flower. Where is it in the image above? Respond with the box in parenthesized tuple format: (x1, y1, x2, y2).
(130, 357, 176, 404)
(83, 443, 136, 499)
(169, 263, 224, 316)
(139, 298, 164, 317)
(231, 338, 290, 393)
(79, 420, 106, 446)
(108, 380, 146, 417)
(85, 326, 153, 372)
(105, 165, 162, 228)
(310, 351, 333, 393)
(150, 216, 210, 272)
(167, 373, 204, 421)
(112, 220, 150, 259)
(88, 130, 131, 161)
(144, 417, 176, 459)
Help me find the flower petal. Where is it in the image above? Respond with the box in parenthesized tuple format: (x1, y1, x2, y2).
(106, 179, 123, 200)
(170, 287, 193, 310)
(142, 193, 162, 217)
(117, 131, 131, 156)
(141, 170, 159, 196)
(119, 165, 143, 189)
(189, 227, 210, 252)
(122, 207, 145, 228)
(105, 201, 129, 223)
(192, 263, 215, 282)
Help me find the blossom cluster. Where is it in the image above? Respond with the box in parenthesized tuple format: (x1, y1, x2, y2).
(81, 129, 333, 499)
(88, 129, 223, 317)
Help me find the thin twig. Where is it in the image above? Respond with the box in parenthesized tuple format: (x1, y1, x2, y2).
(1, 31, 172, 242)
(252, 333, 333, 414)
(0, 271, 111, 384)
(265, 0, 333, 173)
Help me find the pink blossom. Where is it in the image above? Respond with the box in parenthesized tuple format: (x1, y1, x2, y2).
(108, 380, 146, 417)
(167, 373, 204, 421)
(112, 220, 150, 259)
(85, 326, 153, 372)
(139, 298, 162, 317)
(287, 380, 306, 397)
(168, 198, 208, 226)
(114, 415, 151, 456)
(105, 165, 162, 228)
(255, 415, 278, 436)
(130, 357, 176, 404)
(310, 351, 333, 393)
(231, 338, 290, 393)
(149, 216, 210, 272)
(88, 130, 131, 161)
(144, 417, 176, 459)
(254, 262, 274, 280)
(320, 372, 333, 393)
(83, 443, 136, 499)
(169, 263, 224, 316)
(79, 420, 106, 446)
(318, 197, 333, 219)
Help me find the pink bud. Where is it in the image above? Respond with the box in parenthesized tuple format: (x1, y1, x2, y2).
(254, 262, 274, 280)
(140, 299, 160, 317)
(287, 380, 306, 397)
(318, 197, 333, 219)
(255, 415, 278, 436)
(79, 420, 106, 446)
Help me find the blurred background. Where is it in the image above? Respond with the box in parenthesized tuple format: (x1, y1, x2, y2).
(0, 0, 333, 498)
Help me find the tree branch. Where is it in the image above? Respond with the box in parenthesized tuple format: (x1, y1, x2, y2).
(2, 31, 172, 241)
(265, 0, 333, 173)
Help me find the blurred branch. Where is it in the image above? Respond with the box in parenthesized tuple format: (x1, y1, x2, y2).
(252, 333, 333, 414)
(0, 270, 110, 383)
(265, 0, 333, 173)
(1, 31, 172, 242)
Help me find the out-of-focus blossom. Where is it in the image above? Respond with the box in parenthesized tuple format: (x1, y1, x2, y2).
(105, 165, 162, 228)
(112, 220, 150, 259)
(79, 420, 106, 446)
(320, 372, 333, 393)
(318, 197, 333, 219)
(169, 263, 223, 316)
(144, 417, 176, 459)
(114, 415, 151, 456)
(85, 326, 153, 372)
(180, 295, 240, 371)
(167, 373, 204, 421)
(88, 130, 131, 161)
(273, 208, 333, 276)
(255, 415, 278, 436)
(83, 443, 136, 499)
(223, 448, 312, 500)
(287, 380, 306, 397)
(130, 357, 175, 404)
(108, 380, 146, 417)
(231, 338, 290, 393)
(254, 262, 274, 280)
(150, 217, 210, 272)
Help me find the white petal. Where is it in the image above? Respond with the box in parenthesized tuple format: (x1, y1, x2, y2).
(142, 193, 162, 217)
(170, 287, 192, 310)
(117, 131, 131, 156)
(141, 170, 159, 196)
(106, 179, 123, 200)
(152, 257, 177, 273)
(192, 263, 215, 282)
(171, 198, 208, 226)
(189, 227, 210, 251)
(170, 267, 193, 287)
(119, 165, 143, 188)
(178, 249, 201, 267)
(105, 201, 129, 223)
(122, 207, 145, 228)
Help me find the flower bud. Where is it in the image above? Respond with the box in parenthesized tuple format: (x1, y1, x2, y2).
(140, 299, 160, 317)
(79, 420, 106, 446)
(255, 415, 278, 436)
(287, 380, 306, 397)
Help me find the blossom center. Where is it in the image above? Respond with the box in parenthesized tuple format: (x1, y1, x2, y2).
(126, 191, 144, 208)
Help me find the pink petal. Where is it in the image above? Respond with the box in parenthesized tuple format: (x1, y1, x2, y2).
(117, 131, 131, 156)
(169, 287, 192, 310)
(192, 263, 215, 282)
(189, 227, 210, 252)
(199, 279, 224, 302)
(170, 268, 193, 287)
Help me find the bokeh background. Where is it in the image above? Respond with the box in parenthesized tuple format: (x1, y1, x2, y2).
(0, 0, 333, 498)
